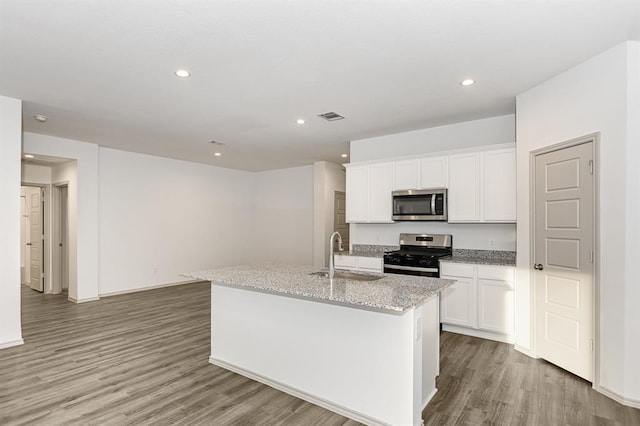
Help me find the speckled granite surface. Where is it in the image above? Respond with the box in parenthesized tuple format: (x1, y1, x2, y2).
(345, 244, 399, 257)
(440, 249, 516, 267)
(183, 262, 454, 314)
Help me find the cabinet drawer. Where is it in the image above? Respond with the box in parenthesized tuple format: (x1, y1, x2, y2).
(334, 255, 357, 269)
(478, 265, 514, 282)
(440, 263, 474, 278)
(357, 257, 383, 272)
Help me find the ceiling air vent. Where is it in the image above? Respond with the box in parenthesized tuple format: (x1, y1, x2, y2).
(317, 112, 345, 121)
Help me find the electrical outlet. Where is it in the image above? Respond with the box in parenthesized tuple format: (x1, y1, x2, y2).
(153, 267, 159, 275)
(489, 240, 495, 247)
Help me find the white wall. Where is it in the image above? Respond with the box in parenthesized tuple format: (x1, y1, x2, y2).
(98, 148, 255, 295)
(349, 115, 517, 251)
(313, 161, 346, 268)
(252, 165, 314, 265)
(0, 95, 23, 349)
(22, 163, 52, 184)
(351, 115, 515, 162)
(51, 161, 78, 295)
(516, 41, 640, 405)
(23, 133, 99, 302)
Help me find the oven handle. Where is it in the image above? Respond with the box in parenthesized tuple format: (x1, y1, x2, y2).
(383, 264, 438, 273)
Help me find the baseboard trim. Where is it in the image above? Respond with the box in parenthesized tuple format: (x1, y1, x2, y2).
(422, 387, 438, 410)
(68, 296, 100, 304)
(0, 339, 25, 350)
(209, 356, 394, 426)
(99, 280, 204, 298)
(596, 385, 640, 409)
(441, 324, 515, 344)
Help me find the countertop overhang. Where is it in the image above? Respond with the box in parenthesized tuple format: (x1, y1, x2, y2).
(183, 262, 454, 314)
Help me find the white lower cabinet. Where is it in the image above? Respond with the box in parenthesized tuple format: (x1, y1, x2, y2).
(440, 262, 515, 343)
(334, 255, 383, 273)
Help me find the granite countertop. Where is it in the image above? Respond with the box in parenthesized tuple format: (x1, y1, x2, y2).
(335, 244, 399, 258)
(183, 262, 454, 314)
(439, 249, 516, 267)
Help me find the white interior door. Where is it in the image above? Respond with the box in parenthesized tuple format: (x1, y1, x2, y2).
(534, 140, 594, 381)
(29, 187, 44, 292)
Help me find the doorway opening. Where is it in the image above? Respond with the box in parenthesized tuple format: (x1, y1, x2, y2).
(20, 184, 47, 293)
(52, 184, 69, 293)
(531, 134, 597, 383)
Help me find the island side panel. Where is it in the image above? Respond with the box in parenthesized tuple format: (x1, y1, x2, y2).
(421, 294, 440, 408)
(210, 283, 420, 426)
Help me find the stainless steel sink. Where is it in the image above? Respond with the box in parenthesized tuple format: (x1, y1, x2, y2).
(309, 271, 383, 281)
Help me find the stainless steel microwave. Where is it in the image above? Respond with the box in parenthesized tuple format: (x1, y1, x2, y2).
(392, 188, 448, 221)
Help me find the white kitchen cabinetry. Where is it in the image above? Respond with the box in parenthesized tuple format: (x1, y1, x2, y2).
(334, 254, 383, 273)
(420, 155, 448, 189)
(393, 159, 420, 190)
(345, 163, 393, 223)
(482, 148, 516, 222)
(448, 152, 481, 222)
(439, 264, 477, 328)
(447, 147, 516, 223)
(440, 262, 515, 343)
(393, 156, 448, 191)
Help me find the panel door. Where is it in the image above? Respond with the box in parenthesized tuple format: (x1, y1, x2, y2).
(393, 159, 420, 190)
(534, 141, 594, 381)
(478, 279, 514, 335)
(448, 152, 481, 222)
(345, 165, 368, 223)
(483, 148, 516, 222)
(368, 163, 394, 223)
(420, 155, 448, 189)
(29, 188, 44, 292)
(440, 276, 477, 328)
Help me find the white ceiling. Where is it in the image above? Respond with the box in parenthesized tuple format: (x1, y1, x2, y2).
(1, 1, 639, 171)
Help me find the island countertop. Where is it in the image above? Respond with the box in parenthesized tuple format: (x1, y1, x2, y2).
(183, 263, 454, 314)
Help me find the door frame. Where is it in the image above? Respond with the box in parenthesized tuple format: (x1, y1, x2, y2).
(21, 182, 51, 293)
(529, 133, 600, 387)
(52, 182, 70, 294)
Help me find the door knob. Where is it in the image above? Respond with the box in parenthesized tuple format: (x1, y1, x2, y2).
(533, 263, 544, 270)
(26, 243, 32, 246)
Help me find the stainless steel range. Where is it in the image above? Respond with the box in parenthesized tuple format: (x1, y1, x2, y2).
(383, 233, 452, 277)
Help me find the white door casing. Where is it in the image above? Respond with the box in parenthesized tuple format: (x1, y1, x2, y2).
(534, 140, 594, 381)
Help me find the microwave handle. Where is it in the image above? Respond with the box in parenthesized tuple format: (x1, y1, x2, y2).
(431, 194, 436, 215)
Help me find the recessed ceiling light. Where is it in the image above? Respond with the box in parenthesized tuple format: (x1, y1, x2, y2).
(33, 114, 47, 122)
(24, 154, 35, 159)
(341, 154, 348, 158)
(214, 152, 222, 157)
(296, 119, 305, 125)
(175, 69, 191, 78)
(460, 79, 475, 86)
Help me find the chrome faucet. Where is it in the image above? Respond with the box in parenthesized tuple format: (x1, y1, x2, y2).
(328, 231, 344, 282)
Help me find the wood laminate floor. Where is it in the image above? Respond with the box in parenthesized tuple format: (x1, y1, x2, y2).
(1, 283, 638, 425)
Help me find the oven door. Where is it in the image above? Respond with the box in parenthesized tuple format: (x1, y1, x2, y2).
(383, 264, 439, 277)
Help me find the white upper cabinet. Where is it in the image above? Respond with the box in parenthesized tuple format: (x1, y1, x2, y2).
(448, 152, 481, 222)
(345, 162, 393, 223)
(345, 165, 369, 223)
(368, 163, 394, 222)
(346, 144, 515, 224)
(420, 156, 448, 189)
(448, 147, 516, 223)
(393, 159, 420, 190)
(482, 148, 516, 222)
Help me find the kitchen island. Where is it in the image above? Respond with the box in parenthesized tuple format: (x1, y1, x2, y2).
(183, 263, 454, 426)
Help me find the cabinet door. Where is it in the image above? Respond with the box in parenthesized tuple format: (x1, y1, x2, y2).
(448, 152, 481, 222)
(368, 163, 394, 223)
(334, 254, 357, 270)
(357, 257, 383, 273)
(440, 276, 477, 328)
(483, 148, 516, 222)
(345, 165, 368, 223)
(420, 156, 448, 189)
(478, 279, 514, 335)
(393, 159, 420, 190)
